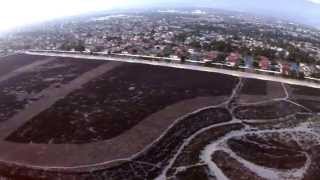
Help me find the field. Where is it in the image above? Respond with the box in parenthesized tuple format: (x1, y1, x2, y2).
(0, 56, 103, 123)
(7, 63, 237, 144)
(0, 54, 319, 180)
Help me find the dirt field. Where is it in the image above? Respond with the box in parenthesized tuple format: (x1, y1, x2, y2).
(0, 57, 103, 122)
(0, 54, 320, 180)
(0, 54, 46, 77)
(7, 63, 238, 144)
(240, 78, 267, 95)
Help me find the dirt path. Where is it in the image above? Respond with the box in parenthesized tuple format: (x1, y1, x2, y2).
(0, 96, 228, 172)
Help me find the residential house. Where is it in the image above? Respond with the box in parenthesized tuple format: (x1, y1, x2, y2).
(300, 63, 313, 77)
(244, 55, 254, 68)
(190, 52, 202, 61)
(290, 62, 300, 75)
(282, 63, 291, 76)
(226, 52, 241, 67)
(204, 51, 218, 62)
(259, 56, 271, 70)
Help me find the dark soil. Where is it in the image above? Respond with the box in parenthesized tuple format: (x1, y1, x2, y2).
(228, 133, 307, 169)
(0, 54, 45, 77)
(169, 165, 213, 180)
(167, 123, 244, 176)
(234, 100, 307, 120)
(0, 56, 103, 122)
(7, 63, 238, 144)
(293, 99, 320, 113)
(240, 78, 267, 95)
(211, 150, 265, 180)
(290, 84, 320, 97)
(134, 108, 232, 167)
(0, 107, 234, 180)
(303, 145, 320, 180)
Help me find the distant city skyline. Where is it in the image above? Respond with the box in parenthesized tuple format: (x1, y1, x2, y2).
(0, 0, 320, 32)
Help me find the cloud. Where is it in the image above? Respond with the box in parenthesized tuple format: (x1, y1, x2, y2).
(307, 0, 320, 4)
(0, 0, 125, 32)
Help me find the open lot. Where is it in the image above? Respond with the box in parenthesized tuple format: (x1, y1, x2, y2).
(0, 54, 319, 180)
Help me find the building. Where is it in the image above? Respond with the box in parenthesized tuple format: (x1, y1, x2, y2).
(290, 62, 300, 75)
(282, 63, 291, 76)
(244, 55, 254, 68)
(300, 63, 313, 77)
(259, 56, 271, 70)
(203, 51, 218, 62)
(190, 52, 202, 61)
(226, 52, 241, 67)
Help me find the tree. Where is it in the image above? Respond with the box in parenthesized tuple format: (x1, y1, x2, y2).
(59, 42, 72, 51)
(190, 41, 201, 49)
(163, 46, 174, 57)
(176, 33, 188, 42)
(74, 44, 85, 52)
(212, 41, 234, 53)
(93, 46, 104, 52)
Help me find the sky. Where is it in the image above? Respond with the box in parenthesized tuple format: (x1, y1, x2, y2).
(0, 0, 320, 32)
(0, 0, 144, 32)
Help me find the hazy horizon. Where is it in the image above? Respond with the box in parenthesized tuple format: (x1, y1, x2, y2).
(1, 0, 320, 33)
